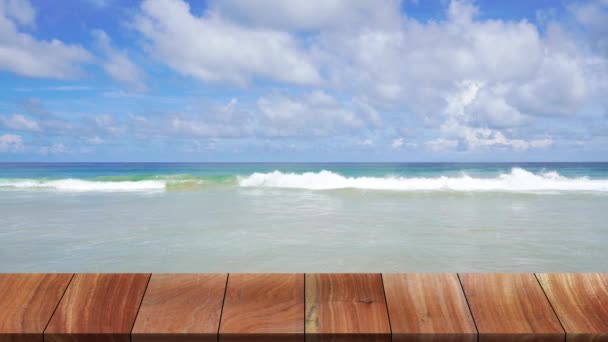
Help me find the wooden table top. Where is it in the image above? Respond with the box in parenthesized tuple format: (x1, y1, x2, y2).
(1, 273, 606, 342)
(44, 273, 150, 342)
(132, 274, 227, 342)
(537, 273, 608, 342)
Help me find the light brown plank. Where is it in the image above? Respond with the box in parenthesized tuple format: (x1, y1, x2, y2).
(305, 273, 391, 342)
(537, 273, 608, 342)
(44, 273, 150, 342)
(0, 274, 73, 342)
(132, 273, 227, 342)
(383, 273, 476, 342)
(460, 273, 564, 342)
(219, 273, 304, 342)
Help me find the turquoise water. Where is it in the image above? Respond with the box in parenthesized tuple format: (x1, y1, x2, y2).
(2, 162, 608, 180)
(1, 163, 607, 271)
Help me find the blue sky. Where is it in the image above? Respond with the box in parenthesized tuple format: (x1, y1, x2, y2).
(0, 0, 607, 161)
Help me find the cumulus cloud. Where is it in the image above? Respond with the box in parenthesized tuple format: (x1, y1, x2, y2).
(171, 117, 252, 138)
(134, 0, 321, 85)
(360, 138, 373, 146)
(439, 81, 555, 150)
(0, 0, 92, 78)
(0, 133, 23, 152)
(298, 0, 603, 151)
(122, 0, 605, 154)
(311, 1, 551, 111)
(460, 128, 553, 150)
(92, 29, 146, 91)
(1, 0, 35, 26)
(426, 138, 459, 151)
(257, 91, 380, 136)
(92, 114, 127, 136)
(36, 141, 70, 155)
(569, 0, 608, 54)
(391, 137, 404, 149)
(0, 114, 40, 131)
(211, 0, 402, 31)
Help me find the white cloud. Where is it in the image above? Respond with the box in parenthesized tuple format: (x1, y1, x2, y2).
(135, 0, 320, 85)
(257, 91, 377, 136)
(426, 138, 458, 151)
(87, 136, 105, 145)
(171, 117, 252, 138)
(0, 0, 92, 78)
(0, 133, 23, 152)
(1, 0, 35, 26)
(211, 0, 401, 31)
(391, 137, 404, 149)
(86, 0, 111, 8)
(1, 114, 40, 131)
(121, 92, 381, 140)
(304, 0, 603, 152)
(124, 0, 605, 154)
(49, 142, 67, 153)
(569, 0, 608, 53)
(437, 81, 556, 151)
(92, 29, 146, 91)
(93, 114, 126, 135)
(38, 142, 69, 155)
(360, 138, 373, 146)
(460, 128, 553, 150)
(509, 51, 587, 117)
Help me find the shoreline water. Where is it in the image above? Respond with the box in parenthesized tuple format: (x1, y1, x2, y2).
(1, 162, 607, 272)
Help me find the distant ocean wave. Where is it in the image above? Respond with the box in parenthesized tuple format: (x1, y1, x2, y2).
(0, 174, 215, 192)
(2, 168, 608, 192)
(238, 168, 608, 192)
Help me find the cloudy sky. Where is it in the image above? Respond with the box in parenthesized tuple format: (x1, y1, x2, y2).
(0, 0, 607, 161)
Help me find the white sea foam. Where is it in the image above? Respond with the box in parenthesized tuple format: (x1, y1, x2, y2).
(238, 168, 608, 192)
(0, 179, 166, 192)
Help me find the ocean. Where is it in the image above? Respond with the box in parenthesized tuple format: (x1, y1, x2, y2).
(1, 162, 607, 272)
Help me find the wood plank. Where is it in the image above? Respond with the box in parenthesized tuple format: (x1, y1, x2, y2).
(219, 273, 304, 342)
(44, 273, 150, 342)
(305, 273, 391, 342)
(537, 273, 608, 342)
(459, 273, 564, 342)
(383, 273, 477, 342)
(0, 274, 73, 342)
(132, 273, 227, 342)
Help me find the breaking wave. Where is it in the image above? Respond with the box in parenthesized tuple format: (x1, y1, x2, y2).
(237, 168, 608, 192)
(0, 179, 167, 192)
(2, 168, 608, 193)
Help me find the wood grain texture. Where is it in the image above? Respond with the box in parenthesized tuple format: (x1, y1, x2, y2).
(305, 273, 391, 342)
(132, 273, 227, 342)
(44, 273, 150, 342)
(460, 273, 564, 342)
(219, 273, 304, 342)
(383, 273, 477, 342)
(537, 273, 608, 342)
(0, 274, 73, 342)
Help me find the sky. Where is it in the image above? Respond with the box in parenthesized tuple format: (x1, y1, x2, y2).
(0, 0, 607, 162)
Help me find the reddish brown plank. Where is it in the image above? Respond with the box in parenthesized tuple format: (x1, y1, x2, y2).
(131, 273, 227, 342)
(537, 273, 608, 342)
(0, 274, 73, 342)
(219, 273, 304, 342)
(305, 273, 391, 342)
(44, 273, 150, 342)
(460, 273, 564, 342)
(383, 273, 476, 342)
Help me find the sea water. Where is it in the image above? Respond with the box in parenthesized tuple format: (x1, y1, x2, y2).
(0, 162, 607, 272)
